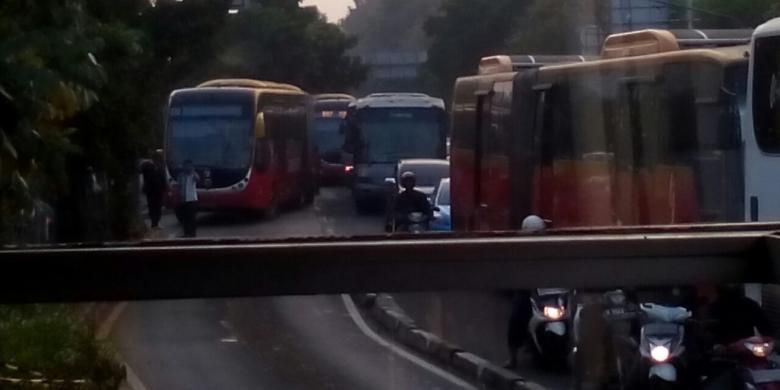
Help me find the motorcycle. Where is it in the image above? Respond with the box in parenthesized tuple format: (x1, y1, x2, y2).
(703, 335, 780, 390)
(394, 212, 429, 233)
(528, 288, 570, 366)
(572, 289, 640, 390)
(637, 303, 692, 389)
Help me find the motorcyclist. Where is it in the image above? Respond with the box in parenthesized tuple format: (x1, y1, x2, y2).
(705, 284, 774, 347)
(391, 171, 433, 231)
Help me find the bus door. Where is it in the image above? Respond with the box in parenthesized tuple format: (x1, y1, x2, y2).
(508, 70, 540, 229)
(475, 81, 512, 231)
(263, 95, 301, 204)
(471, 88, 491, 230)
(530, 83, 555, 224)
(746, 35, 780, 221)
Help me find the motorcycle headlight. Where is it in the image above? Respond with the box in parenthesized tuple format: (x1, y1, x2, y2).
(543, 306, 564, 320)
(745, 341, 774, 358)
(650, 345, 671, 363)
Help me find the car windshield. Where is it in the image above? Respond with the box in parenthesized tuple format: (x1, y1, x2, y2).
(4, 1, 780, 390)
(436, 180, 450, 206)
(400, 163, 449, 187)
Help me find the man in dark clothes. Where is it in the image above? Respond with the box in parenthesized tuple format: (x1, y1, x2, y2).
(392, 171, 433, 231)
(708, 284, 774, 345)
(142, 151, 167, 228)
(504, 290, 532, 369)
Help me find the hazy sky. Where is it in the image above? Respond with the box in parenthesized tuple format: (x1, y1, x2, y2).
(302, 0, 352, 22)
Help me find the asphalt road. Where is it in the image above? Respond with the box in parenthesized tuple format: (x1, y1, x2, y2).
(112, 188, 477, 390)
(112, 187, 568, 389)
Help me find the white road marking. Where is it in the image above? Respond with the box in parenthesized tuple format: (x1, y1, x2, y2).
(97, 302, 127, 339)
(96, 303, 150, 390)
(123, 364, 149, 390)
(340, 294, 477, 390)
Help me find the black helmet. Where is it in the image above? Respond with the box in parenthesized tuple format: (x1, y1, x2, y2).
(400, 171, 416, 188)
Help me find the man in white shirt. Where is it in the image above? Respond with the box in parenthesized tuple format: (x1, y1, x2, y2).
(177, 160, 200, 237)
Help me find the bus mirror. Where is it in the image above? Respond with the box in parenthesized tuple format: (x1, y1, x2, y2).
(255, 113, 266, 138)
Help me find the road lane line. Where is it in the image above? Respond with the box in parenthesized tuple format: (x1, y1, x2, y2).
(96, 303, 150, 390)
(97, 302, 127, 339)
(340, 294, 477, 390)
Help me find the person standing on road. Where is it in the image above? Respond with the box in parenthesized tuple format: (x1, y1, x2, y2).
(177, 160, 200, 237)
(142, 151, 167, 229)
(504, 290, 532, 369)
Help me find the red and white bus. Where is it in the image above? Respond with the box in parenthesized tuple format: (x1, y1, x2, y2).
(164, 79, 317, 217)
(450, 30, 752, 231)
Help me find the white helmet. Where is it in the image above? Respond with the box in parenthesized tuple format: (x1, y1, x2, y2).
(521, 215, 547, 232)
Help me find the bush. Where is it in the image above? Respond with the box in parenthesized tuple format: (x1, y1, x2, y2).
(0, 305, 124, 389)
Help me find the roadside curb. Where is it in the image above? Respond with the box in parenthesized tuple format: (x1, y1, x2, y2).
(357, 293, 546, 390)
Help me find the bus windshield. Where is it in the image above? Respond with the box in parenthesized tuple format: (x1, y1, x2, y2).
(359, 108, 442, 163)
(314, 117, 344, 155)
(167, 105, 253, 170)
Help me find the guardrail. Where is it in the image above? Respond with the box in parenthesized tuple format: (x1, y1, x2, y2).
(2, 223, 780, 303)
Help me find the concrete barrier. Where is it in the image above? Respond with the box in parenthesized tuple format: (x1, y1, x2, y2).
(358, 293, 546, 390)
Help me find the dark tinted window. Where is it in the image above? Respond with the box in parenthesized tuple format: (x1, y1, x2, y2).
(753, 36, 780, 153)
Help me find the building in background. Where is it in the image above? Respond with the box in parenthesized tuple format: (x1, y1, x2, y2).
(356, 51, 428, 94)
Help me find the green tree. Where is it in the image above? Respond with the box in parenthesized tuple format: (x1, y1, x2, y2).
(0, 0, 107, 242)
(423, 0, 528, 97)
(214, 3, 366, 92)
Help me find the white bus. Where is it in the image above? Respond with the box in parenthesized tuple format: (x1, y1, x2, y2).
(747, 18, 780, 222)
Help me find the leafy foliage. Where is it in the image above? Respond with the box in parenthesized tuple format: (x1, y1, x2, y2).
(215, 4, 366, 93)
(423, 0, 528, 97)
(0, 305, 123, 389)
(0, 0, 366, 243)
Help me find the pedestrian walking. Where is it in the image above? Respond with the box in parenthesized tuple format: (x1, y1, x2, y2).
(176, 160, 200, 237)
(142, 151, 167, 229)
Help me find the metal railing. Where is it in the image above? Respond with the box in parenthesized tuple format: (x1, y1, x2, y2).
(2, 222, 780, 303)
